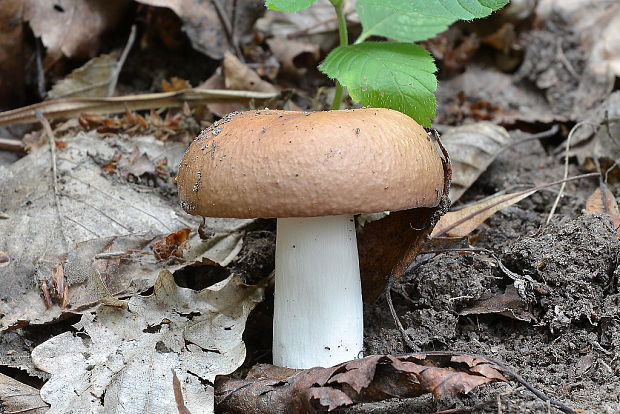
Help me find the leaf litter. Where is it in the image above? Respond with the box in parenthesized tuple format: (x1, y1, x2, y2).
(31, 270, 264, 414)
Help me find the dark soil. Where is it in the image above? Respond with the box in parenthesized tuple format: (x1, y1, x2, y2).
(350, 138, 620, 413)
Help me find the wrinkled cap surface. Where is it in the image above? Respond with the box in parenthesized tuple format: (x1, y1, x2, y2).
(177, 108, 445, 218)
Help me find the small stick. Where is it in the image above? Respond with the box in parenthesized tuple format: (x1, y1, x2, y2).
(545, 122, 595, 226)
(0, 137, 26, 153)
(35, 110, 69, 250)
(108, 25, 136, 97)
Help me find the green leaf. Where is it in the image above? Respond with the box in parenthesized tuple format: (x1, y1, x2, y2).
(356, 0, 509, 42)
(319, 42, 437, 126)
(265, 0, 317, 12)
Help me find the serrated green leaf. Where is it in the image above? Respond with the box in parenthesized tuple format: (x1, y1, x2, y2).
(319, 42, 437, 126)
(357, 0, 509, 42)
(265, 0, 317, 12)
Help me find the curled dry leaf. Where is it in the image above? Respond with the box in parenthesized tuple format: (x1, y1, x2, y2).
(585, 187, 620, 236)
(266, 37, 320, 79)
(432, 189, 537, 238)
(460, 284, 536, 322)
(223, 52, 279, 93)
(0, 373, 48, 414)
(439, 122, 511, 203)
(215, 352, 508, 413)
(0, 0, 25, 106)
(23, 0, 130, 59)
(48, 54, 118, 99)
(31, 270, 264, 414)
(153, 228, 192, 261)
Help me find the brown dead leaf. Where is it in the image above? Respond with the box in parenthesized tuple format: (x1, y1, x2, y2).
(0, 251, 8, 267)
(266, 37, 320, 79)
(48, 54, 118, 99)
(440, 122, 510, 203)
(153, 228, 192, 261)
(223, 52, 278, 93)
(0, 373, 48, 414)
(23, 0, 130, 59)
(199, 52, 280, 117)
(135, 0, 264, 59)
(0, 0, 25, 108)
(460, 284, 535, 322)
(215, 353, 508, 413)
(162, 77, 192, 92)
(432, 189, 537, 238)
(171, 369, 192, 414)
(585, 187, 620, 236)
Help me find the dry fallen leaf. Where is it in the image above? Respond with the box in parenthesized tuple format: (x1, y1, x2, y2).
(0, 130, 255, 329)
(32, 270, 263, 414)
(215, 352, 508, 413)
(48, 54, 118, 99)
(223, 51, 279, 93)
(440, 122, 511, 203)
(266, 37, 320, 79)
(432, 189, 537, 238)
(0, 373, 48, 414)
(23, 0, 130, 59)
(460, 284, 536, 322)
(585, 187, 620, 236)
(0, 0, 25, 107)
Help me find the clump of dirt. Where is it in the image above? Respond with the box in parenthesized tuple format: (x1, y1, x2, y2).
(359, 213, 620, 414)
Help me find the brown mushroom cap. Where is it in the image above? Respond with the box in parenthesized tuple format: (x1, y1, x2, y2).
(177, 108, 445, 218)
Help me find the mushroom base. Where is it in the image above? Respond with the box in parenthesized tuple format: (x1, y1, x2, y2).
(273, 215, 363, 369)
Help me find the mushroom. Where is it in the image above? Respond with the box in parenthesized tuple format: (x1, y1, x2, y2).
(176, 108, 446, 369)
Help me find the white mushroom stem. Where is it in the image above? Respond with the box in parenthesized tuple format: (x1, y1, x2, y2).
(273, 215, 363, 369)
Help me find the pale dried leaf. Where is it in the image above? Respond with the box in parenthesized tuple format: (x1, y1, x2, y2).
(440, 122, 511, 203)
(266, 37, 320, 79)
(0, 373, 48, 414)
(432, 189, 537, 238)
(23, 0, 130, 59)
(48, 54, 117, 99)
(31, 270, 263, 414)
(585, 188, 620, 236)
(223, 52, 278, 93)
(0, 131, 251, 329)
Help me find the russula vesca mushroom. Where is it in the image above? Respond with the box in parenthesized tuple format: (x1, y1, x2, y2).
(177, 108, 446, 369)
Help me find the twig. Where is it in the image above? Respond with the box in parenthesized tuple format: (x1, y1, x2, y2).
(35, 38, 47, 100)
(545, 122, 595, 226)
(0, 89, 280, 126)
(108, 25, 136, 97)
(35, 110, 69, 250)
(0, 137, 26, 152)
(556, 38, 579, 81)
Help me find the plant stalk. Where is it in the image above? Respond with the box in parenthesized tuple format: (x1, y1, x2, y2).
(330, 0, 348, 109)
